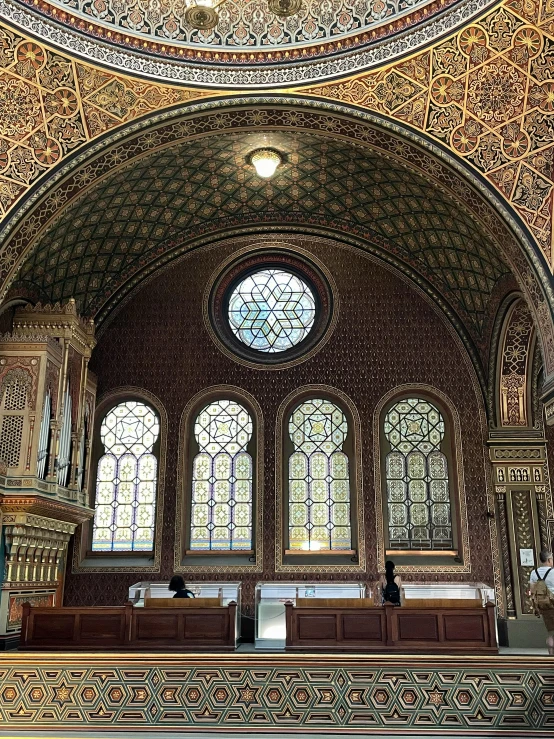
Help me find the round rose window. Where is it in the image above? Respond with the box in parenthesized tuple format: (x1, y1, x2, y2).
(207, 249, 335, 368)
(228, 268, 316, 353)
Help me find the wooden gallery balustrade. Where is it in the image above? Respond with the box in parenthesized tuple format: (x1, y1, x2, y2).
(20, 598, 497, 652)
(20, 598, 238, 650)
(285, 599, 498, 653)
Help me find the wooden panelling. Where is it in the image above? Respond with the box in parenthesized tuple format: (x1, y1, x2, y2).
(286, 602, 497, 653)
(20, 602, 237, 650)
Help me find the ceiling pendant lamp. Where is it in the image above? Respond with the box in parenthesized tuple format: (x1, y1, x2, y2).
(249, 149, 282, 179)
(185, 0, 301, 31)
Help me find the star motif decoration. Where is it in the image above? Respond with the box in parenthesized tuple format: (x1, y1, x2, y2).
(52, 682, 74, 705)
(237, 684, 259, 705)
(425, 685, 448, 710)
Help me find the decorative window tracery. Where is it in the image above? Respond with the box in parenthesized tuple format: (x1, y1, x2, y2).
(228, 269, 316, 353)
(190, 399, 253, 551)
(384, 397, 453, 551)
(288, 398, 351, 551)
(92, 401, 159, 552)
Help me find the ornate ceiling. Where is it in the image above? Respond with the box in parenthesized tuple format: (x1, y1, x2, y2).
(1, 0, 554, 394)
(3, 0, 495, 83)
(7, 126, 512, 355)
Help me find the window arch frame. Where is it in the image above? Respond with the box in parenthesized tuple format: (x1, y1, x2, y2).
(374, 385, 470, 573)
(276, 385, 365, 573)
(74, 387, 167, 572)
(175, 385, 264, 573)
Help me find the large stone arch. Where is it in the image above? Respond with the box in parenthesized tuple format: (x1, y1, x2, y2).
(1, 96, 552, 397)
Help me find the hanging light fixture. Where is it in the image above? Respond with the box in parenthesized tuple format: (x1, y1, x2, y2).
(184, 0, 221, 30)
(268, 0, 302, 16)
(249, 149, 282, 179)
(185, 0, 301, 30)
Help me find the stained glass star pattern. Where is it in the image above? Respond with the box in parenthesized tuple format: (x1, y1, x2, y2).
(228, 269, 316, 353)
(384, 398, 452, 551)
(92, 401, 159, 552)
(191, 400, 253, 551)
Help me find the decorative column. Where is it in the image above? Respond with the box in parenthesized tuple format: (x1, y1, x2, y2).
(489, 442, 550, 624)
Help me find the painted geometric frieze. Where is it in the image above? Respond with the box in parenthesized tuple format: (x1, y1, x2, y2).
(305, 0, 554, 271)
(0, 655, 552, 733)
(0, 23, 210, 217)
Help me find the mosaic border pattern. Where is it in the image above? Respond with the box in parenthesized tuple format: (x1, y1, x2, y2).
(0, 653, 552, 733)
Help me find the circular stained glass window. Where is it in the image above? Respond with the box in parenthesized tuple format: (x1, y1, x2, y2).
(207, 249, 335, 367)
(228, 269, 316, 353)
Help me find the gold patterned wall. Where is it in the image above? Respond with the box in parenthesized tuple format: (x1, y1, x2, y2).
(304, 0, 554, 273)
(0, 0, 553, 276)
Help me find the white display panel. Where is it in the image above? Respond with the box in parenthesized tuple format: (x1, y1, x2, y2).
(255, 582, 367, 649)
(128, 581, 241, 608)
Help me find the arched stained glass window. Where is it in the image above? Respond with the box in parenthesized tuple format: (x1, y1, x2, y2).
(384, 398, 452, 550)
(92, 401, 159, 552)
(288, 399, 351, 551)
(191, 400, 253, 551)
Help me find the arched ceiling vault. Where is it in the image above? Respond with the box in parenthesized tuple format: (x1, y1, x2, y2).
(4, 103, 549, 388)
(0, 0, 553, 285)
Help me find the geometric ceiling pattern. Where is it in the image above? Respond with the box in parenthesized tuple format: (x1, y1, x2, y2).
(305, 1, 554, 270)
(0, 22, 208, 217)
(0, 0, 553, 278)
(12, 130, 510, 350)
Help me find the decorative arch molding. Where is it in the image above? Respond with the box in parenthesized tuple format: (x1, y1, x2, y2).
(72, 385, 168, 573)
(1, 98, 552, 377)
(373, 384, 472, 575)
(97, 231, 490, 401)
(275, 384, 365, 573)
(493, 296, 538, 430)
(175, 385, 264, 574)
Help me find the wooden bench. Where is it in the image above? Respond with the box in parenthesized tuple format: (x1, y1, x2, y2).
(20, 601, 238, 651)
(285, 601, 497, 653)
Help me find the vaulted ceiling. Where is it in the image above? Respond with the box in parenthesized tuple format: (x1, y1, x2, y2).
(12, 126, 511, 363)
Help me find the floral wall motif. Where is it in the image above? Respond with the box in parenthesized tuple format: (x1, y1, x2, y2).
(63, 235, 497, 614)
(0, 23, 209, 217)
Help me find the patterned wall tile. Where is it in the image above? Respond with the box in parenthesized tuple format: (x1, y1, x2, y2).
(0, 654, 552, 733)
